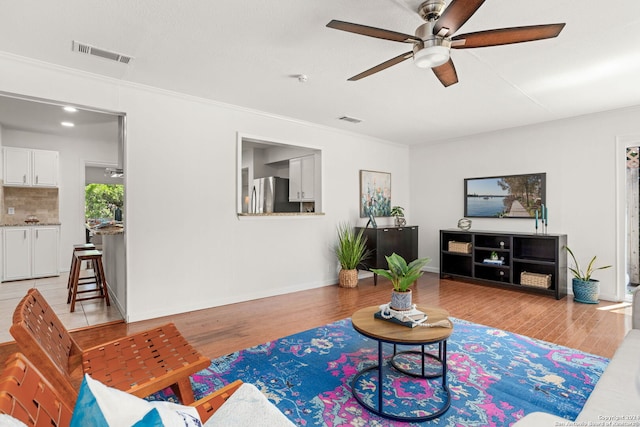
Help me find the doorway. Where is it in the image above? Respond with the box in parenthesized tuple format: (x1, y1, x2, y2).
(617, 135, 640, 302)
(0, 92, 125, 341)
(84, 167, 124, 245)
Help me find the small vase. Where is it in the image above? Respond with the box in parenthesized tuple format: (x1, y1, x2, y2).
(572, 278, 599, 304)
(394, 216, 406, 227)
(390, 289, 412, 311)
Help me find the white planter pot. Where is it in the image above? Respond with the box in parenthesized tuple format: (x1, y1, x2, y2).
(390, 289, 412, 311)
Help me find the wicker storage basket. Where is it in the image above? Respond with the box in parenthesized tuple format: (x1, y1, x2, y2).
(448, 241, 472, 254)
(520, 271, 551, 288)
(339, 269, 359, 288)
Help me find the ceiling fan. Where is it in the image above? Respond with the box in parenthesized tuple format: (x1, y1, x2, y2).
(327, 0, 565, 87)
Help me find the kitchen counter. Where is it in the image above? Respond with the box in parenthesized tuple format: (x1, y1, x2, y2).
(92, 224, 124, 235)
(238, 212, 324, 217)
(86, 222, 124, 235)
(84, 222, 125, 314)
(100, 230, 125, 315)
(1, 222, 61, 226)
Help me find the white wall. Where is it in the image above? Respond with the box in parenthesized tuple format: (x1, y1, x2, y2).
(2, 129, 118, 272)
(410, 107, 640, 301)
(9, 51, 635, 315)
(0, 53, 411, 321)
(86, 166, 122, 185)
(120, 86, 409, 321)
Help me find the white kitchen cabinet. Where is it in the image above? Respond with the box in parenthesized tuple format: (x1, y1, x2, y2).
(32, 150, 59, 187)
(3, 227, 31, 281)
(3, 226, 59, 281)
(3, 147, 31, 186)
(31, 227, 59, 277)
(289, 155, 315, 202)
(2, 147, 59, 187)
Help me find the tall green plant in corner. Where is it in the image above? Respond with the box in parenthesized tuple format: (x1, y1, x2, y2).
(335, 223, 371, 288)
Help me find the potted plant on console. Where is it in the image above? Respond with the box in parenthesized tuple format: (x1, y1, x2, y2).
(565, 246, 612, 304)
(335, 223, 371, 288)
(390, 206, 406, 227)
(370, 253, 431, 310)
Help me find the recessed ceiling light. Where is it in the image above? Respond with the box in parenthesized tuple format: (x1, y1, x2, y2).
(61, 121, 75, 127)
(63, 106, 78, 113)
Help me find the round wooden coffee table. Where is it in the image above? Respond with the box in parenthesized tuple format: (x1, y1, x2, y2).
(350, 305, 453, 422)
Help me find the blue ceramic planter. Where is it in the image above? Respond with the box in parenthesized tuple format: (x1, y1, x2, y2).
(572, 278, 599, 304)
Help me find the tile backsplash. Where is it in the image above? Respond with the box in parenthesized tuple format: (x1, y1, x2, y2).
(1, 186, 60, 224)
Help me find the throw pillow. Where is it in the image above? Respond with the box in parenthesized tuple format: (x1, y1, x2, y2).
(204, 383, 295, 427)
(0, 414, 28, 427)
(70, 374, 201, 427)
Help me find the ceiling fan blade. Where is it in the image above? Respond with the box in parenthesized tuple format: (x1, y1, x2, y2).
(434, 0, 485, 37)
(327, 20, 421, 43)
(451, 23, 566, 49)
(347, 51, 413, 81)
(432, 59, 458, 87)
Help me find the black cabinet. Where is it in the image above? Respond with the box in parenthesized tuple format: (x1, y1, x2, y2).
(440, 229, 567, 299)
(356, 226, 419, 285)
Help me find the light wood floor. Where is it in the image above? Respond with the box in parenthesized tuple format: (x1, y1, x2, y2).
(0, 273, 633, 366)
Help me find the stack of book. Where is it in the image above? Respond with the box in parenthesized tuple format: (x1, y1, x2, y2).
(483, 258, 503, 265)
(374, 308, 428, 328)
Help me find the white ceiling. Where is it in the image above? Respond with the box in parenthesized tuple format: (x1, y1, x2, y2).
(0, 95, 119, 142)
(0, 0, 639, 145)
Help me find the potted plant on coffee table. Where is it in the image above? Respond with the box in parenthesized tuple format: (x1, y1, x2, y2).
(335, 223, 371, 288)
(565, 246, 612, 304)
(370, 253, 431, 310)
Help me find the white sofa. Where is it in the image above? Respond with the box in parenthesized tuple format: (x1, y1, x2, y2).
(514, 289, 640, 426)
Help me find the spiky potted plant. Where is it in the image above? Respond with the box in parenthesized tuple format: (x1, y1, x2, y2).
(370, 253, 431, 310)
(335, 223, 371, 288)
(565, 246, 612, 304)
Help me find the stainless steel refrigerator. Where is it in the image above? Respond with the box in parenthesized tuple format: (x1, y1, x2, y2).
(250, 177, 299, 213)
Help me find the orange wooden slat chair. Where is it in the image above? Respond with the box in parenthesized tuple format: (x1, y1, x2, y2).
(0, 352, 72, 427)
(10, 288, 212, 410)
(0, 352, 243, 426)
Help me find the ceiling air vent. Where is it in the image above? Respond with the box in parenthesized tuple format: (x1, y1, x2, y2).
(72, 41, 133, 64)
(338, 115, 363, 124)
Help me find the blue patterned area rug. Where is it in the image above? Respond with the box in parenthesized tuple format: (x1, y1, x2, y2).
(149, 318, 608, 426)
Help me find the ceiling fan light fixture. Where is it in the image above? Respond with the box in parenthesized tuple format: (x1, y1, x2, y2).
(413, 45, 449, 68)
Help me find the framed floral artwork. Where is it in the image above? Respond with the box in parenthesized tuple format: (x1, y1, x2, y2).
(359, 170, 391, 217)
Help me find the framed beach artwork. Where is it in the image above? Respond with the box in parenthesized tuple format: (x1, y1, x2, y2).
(464, 172, 546, 218)
(360, 170, 391, 217)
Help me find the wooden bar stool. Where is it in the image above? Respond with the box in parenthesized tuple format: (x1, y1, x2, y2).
(66, 243, 96, 290)
(67, 249, 110, 312)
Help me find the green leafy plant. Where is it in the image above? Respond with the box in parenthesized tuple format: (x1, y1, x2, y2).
(565, 246, 611, 281)
(85, 183, 124, 220)
(390, 206, 405, 218)
(370, 253, 430, 292)
(335, 223, 370, 270)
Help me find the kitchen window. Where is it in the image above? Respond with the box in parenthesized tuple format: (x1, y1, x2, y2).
(237, 134, 322, 216)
